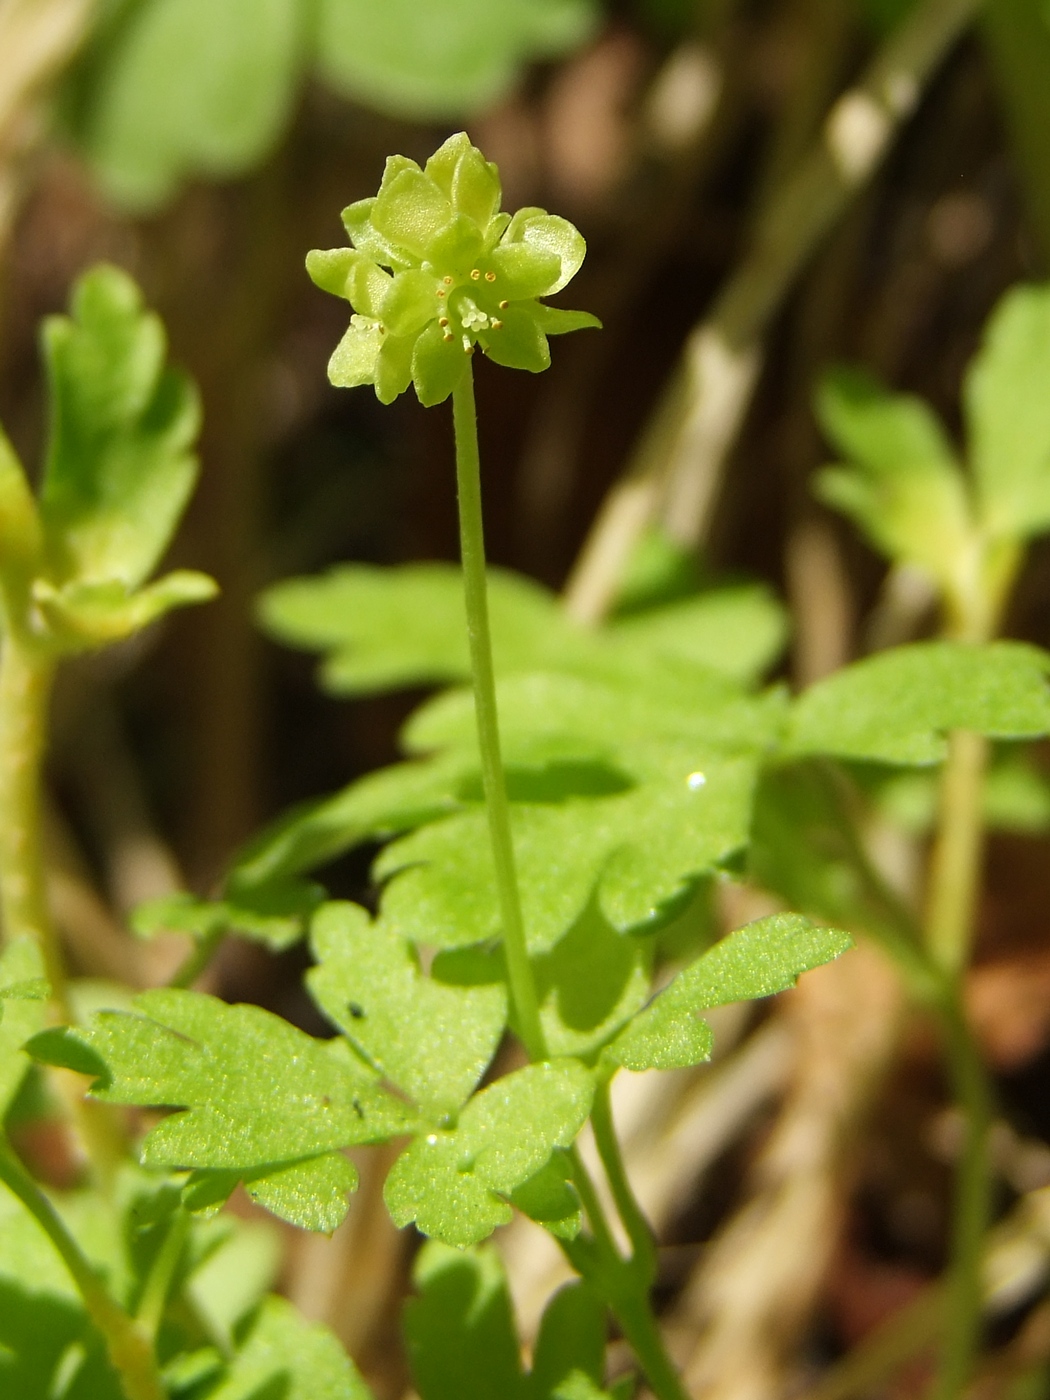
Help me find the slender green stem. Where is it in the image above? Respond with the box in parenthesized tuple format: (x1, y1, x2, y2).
(451, 365, 546, 1061)
(590, 1076, 657, 1286)
(566, 1147, 689, 1400)
(924, 729, 989, 978)
(933, 992, 994, 1400)
(136, 1206, 190, 1340)
(169, 925, 224, 989)
(0, 632, 69, 1019)
(0, 1139, 165, 1400)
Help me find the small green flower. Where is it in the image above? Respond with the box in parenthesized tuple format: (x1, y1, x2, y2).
(306, 132, 601, 407)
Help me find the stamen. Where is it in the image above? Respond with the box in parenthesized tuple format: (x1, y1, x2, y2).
(491, 319, 503, 330)
(470, 268, 481, 280)
(499, 300, 509, 309)
(443, 276, 453, 285)
(484, 271, 496, 282)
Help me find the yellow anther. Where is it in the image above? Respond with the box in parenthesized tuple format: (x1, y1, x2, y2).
(438, 316, 449, 327)
(443, 332, 454, 342)
(491, 319, 503, 330)
(470, 268, 481, 280)
(443, 276, 453, 285)
(484, 271, 496, 282)
(437, 289, 446, 298)
(499, 300, 509, 309)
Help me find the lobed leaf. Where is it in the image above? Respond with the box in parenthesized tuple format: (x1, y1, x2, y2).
(39, 265, 201, 594)
(384, 1060, 593, 1246)
(206, 1295, 373, 1400)
(966, 282, 1050, 539)
(0, 939, 48, 1116)
(815, 367, 974, 587)
(41, 990, 413, 1232)
(608, 914, 852, 1071)
(787, 641, 1050, 765)
(308, 902, 507, 1116)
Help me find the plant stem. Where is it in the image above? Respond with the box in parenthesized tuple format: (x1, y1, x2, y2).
(590, 1076, 658, 1286)
(451, 365, 546, 1061)
(567, 1148, 689, 1400)
(136, 1206, 190, 1340)
(933, 991, 994, 1400)
(0, 631, 69, 1019)
(924, 729, 988, 978)
(0, 1139, 165, 1400)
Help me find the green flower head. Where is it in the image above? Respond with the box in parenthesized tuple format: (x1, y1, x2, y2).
(306, 132, 600, 408)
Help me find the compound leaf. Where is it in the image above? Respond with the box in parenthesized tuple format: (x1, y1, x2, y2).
(40, 265, 201, 594)
(315, 0, 597, 119)
(307, 902, 507, 1117)
(404, 1242, 525, 1400)
(966, 282, 1050, 539)
(208, 1295, 373, 1400)
(384, 1060, 593, 1246)
(43, 990, 413, 1232)
(815, 367, 974, 586)
(528, 1282, 606, 1399)
(66, 0, 305, 210)
(787, 641, 1050, 765)
(608, 914, 852, 1071)
(0, 939, 48, 1116)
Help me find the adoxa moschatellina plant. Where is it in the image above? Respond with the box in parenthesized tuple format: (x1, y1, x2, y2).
(307, 131, 602, 1058)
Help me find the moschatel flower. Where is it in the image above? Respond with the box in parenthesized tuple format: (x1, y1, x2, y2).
(306, 132, 600, 407)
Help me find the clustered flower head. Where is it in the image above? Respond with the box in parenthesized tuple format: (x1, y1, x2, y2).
(306, 132, 600, 407)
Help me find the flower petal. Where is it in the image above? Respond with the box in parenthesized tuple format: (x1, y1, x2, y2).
(374, 333, 415, 404)
(412, 322, 468, 407)
(328, 320, 381, 389)
(341, 198, 413, 270)
(347, 258, 394, 319)
(503, 209, 586, 294)
(425, 132, 503, 231)
(487, 242, 563, 301)
(534, 306, 602, 335)
(305, 247, 360, 299)
(480, 306, 550, 373)
(382, 269, 438, 338)
(373, 167, 454, 261)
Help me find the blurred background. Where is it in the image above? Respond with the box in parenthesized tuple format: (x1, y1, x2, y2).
(4, 1, 1050, 1396)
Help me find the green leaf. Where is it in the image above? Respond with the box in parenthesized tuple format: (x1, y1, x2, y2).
(509, 1151, 582, 1240)
(68, 989, 413, 1231)
(384, 1059, 593, 1246)
(787, 641, 1050, 765)
(815, 367, 974, 586)
(207, 1295, 373, 1400)
(31, 570, 217, 649)
(308, 902, 507, 1116)
(965, 282, 1050, 538)
(533, 901, 654, 1060)
(608, 914, 852, 1071)
(39, 265, 201, 594)
(315, 0, 598, 120)
(529, 1282, 606, 1399)
(0, 940, 48, 1116)
(257, 564, 564, 695)
(132, 876, 323, 952)
(404, 1242, 526, 1400)
(606, 584, 788, 685)
(381, 671, 773, 951)
(65, 0, 305, 210)
(0, 427, 42, 586)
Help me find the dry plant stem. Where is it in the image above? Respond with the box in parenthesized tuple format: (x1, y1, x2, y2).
(0, 633, 68, 1014)
(0, 1139, 165, 1400)
(452, 366, 546, 1061)
(564, 0, 983, 623)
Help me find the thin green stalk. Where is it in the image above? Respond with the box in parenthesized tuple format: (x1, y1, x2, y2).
(934, 992, 994, 1400)
(136, 1205, 190, 1340)
(924, 729, 989, 978)
(169, 925, 224, 989)
(451, 365, 546, 1062)
(566, 1148, 689, 1400)
(590, 1076, 658, 1286)
(0, 1139, 164, 1400)
(0, 632, 68, 1017)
